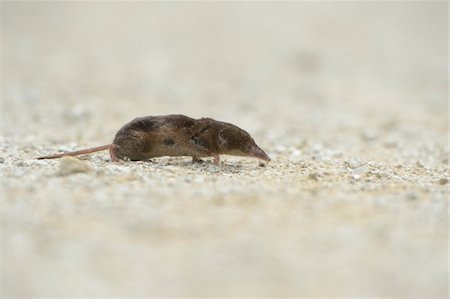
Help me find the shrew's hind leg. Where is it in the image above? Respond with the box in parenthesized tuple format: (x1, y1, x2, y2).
(113, 130, 149, 161)
(109, 144, 118, 162)
(211, 154, 220, 165)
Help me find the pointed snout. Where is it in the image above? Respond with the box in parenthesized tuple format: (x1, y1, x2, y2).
(250, 145, 271, 162)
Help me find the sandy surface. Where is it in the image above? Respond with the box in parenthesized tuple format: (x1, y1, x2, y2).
(1, 2, 448, 297)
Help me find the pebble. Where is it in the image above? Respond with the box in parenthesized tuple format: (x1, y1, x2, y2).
(299, 161, 309, 168)
(290, 149, 301, 156)
(352, 165, 370, 175)
(275, 145, 287, 153)
(58, 156, 91, 175)
(15, 161, 25, 167)
(344, 160, 362, 169)
(351, 174, 361, 180)
(308, 172, 320, 181)
(406, 192, 418, 200)
(206, 164, 220, 173)
(438, 178, 448, 185)
(195, 177, 205, 183)
(384, 140, 398, 148)
(371, 170, 383, 179)
(360, 129, 378, 141)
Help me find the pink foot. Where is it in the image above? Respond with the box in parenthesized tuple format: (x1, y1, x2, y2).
(192, 157, 204, 163)
(109, 144, 119, 162)
(212, 154, 220, 165)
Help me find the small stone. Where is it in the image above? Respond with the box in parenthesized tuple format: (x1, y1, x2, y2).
(352, 165, 370, 175)
(315, 154, 331, 162)
(351, 174, 361, 180)
(291, 149, 301, 156)
(15, 161, 25, 167)
(438, 178, 448, 185)
(206, 164, 220, 173)
(258, 161, 266, 167)
(360, 130, 378, 141)
(295, 139, 308, 149)
(312, 144, 323, 151)
(0, 157, 4, 163)
(372, 170, 383, 179)
(308, 172, 319, 181)
(275, 145, 286, 153)
(383, 140, 398, 148)
(333, 151, 343, 158)
(114, 175, 137, 183)
(194, 177, 205, 183)
(406, 192, 418, 200)
(344, 160, 360, 169)
(58, 156, 91, 175)
(299, 162, 309, 168)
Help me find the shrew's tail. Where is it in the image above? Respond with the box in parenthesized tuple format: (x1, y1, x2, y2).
(37, 144, 112, 160)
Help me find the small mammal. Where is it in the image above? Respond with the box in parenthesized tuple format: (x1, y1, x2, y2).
(37, 115, 270, 164)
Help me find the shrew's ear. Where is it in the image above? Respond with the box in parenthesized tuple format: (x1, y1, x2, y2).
(218, 128, 234, 147)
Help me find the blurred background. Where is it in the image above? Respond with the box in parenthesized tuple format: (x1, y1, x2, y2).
(2, 2, 447, 145)
(1, 1, 448, 297)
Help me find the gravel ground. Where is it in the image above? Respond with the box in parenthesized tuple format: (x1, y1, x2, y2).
(1, 2, 448, 297)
